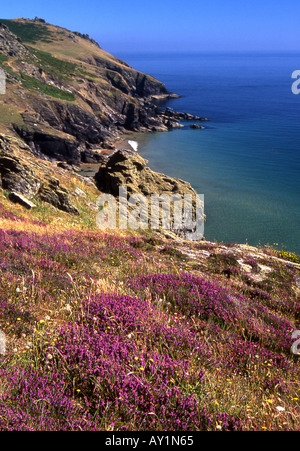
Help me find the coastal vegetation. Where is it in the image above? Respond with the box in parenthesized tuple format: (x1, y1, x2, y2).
(0, 17, 299, 432)
(0, 187, 299, 431)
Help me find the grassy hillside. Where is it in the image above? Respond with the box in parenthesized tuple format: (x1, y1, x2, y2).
(0, 184, 299, 431)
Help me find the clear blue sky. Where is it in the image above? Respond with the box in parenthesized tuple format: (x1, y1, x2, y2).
(1, 0, 300, 53)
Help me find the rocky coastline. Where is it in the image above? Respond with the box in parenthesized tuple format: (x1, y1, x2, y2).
(0, 19, 209, 167)
(0, 18, 210, 237)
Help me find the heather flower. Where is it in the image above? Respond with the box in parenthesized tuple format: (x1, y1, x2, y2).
(0, 221, 298, 431)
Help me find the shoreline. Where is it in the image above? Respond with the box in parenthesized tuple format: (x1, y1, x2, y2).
(78, 135, 140, 177)
(77, 103, 210, 180)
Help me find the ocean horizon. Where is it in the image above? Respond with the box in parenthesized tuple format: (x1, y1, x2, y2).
(115, 51, 300, 255)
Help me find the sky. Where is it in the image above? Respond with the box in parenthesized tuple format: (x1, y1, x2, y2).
(1, 0, 300, 54)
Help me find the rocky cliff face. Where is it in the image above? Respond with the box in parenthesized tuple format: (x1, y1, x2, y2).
(0, 133, 80, 214)
(0, 18, 206, 220)
(0, 18, 204, 166)
(0, 22, 32, 58)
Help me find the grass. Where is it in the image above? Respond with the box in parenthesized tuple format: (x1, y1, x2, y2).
(0, 19, 53, 44)
(0, 51, 75, 102)
(25, 47, 99, 83)
(0, 187, 299, 431)
(0, 102, 24, 129)
(19, 72, 75, 101)
(27, 47, 78, 81)
(0, 54, 8, 64)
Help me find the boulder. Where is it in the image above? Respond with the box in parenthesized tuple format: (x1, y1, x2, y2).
(8, 192, 36, 209)
(95, 150, 197, 198)
(190, 124, 205, 130)
(95, 150, 204, 238)
(37, 177, 79, 215)
(0, 330, 5, 355)
(74, 187, 86, 198)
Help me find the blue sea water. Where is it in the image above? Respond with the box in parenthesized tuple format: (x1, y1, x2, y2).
(116, 52, 300, 254)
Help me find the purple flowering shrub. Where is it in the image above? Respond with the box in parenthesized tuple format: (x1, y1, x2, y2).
(129, 273, 295, 354)
(39, 293, 252, 431)
(0, 221, 298, 431)
(0, 202, 46, 227)
(0, 292, 253, 431)
(0, 364, 98, 431)
(0, 297, 37, 337)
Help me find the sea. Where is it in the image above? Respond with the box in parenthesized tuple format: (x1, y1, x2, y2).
(115, 51, 300, 254)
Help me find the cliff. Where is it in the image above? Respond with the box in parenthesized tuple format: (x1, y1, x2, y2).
(0, 17, 207, 221)
(0, 18, 205, 166)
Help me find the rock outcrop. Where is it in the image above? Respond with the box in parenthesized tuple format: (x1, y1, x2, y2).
(0, 134, 79, 215)
(95, 150, 204, 238)
(0, 22, 32, 58)
(37, 177, 79, 215)
(8, 191, 36, 209)
(0, 135, 41, 197)
(190, 124, 205, 129)
(95, 150, 197, 198)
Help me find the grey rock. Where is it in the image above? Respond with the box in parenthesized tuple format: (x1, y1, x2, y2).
(95, 150, 203, 237)
(0, 137, 42, 197)
(0, 22, 32, 58)
(95, 150, 198, 198)
(9, 191, 36, 209)
(87, 201, 99, 211)
(38, 178, 80, 215)
(74, 187, 86, 197)
(190, 124, 205, 129)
